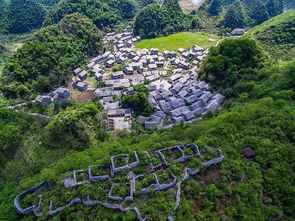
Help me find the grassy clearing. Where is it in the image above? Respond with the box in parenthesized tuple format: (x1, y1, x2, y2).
(134, 32, 221, 52)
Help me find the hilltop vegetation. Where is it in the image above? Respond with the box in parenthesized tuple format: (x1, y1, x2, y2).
(44, 102, 108, 150)
(245, 10, 295, 60)
(44, 0, 155, 30)
(0, 0, 10, 34)
(1, 13, 103, 99)
(200, 38, 264, 98)
(0, 0, 48, 34)
(133, 0, 198, 39)
(199, 0, 284, 29)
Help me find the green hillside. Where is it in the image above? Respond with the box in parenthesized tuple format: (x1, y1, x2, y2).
(245, 10, 295, 60)
(133, 0, 196, 39)
(1, 13, 103, 99)
(43, 0, 152, 30)
(0, 58, 295, 220)
(0, 0, 294, 220)
(198, 0, 284, 29)
(0, 0, 48, 34)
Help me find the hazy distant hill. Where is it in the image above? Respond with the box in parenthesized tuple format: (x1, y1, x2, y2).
(199, 0, 284, 28)
(0, 0, 47, 34)
(285, 0, 295, 10)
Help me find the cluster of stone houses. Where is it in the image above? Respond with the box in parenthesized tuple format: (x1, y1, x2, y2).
(14, 143, 224, 221)
(139, 74, 225, 128)
(35, 87, 71, 106)
(133, 47, 224, 129)
(72, 68, 89, 92)
(36, 29, 223, 131)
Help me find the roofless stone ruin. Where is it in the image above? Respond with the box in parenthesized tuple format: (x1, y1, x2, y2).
(14, 144, 224, 220)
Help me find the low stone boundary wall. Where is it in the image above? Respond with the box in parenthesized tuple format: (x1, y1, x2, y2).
(14, 144, 224, 221)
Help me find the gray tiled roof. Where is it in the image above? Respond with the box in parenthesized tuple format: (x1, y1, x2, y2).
(170, 98, 185, 109)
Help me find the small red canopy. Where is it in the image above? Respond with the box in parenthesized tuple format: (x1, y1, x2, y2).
(243, 147, 255, 158)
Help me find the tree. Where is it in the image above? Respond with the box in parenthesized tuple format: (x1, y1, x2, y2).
(122, 85, 153, 116)
(1, 13, 103, 98)
(207, 0, 222, 16)
(200, 38, 264, 97)
(220, 1, 248, 28)
(8, 0, 47, 33)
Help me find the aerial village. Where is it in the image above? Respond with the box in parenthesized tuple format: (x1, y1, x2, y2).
(36, 29, 225, 131)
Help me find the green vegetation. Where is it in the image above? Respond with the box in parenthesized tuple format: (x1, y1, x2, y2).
(0, 0, 47, 34)
(8, 0, 47, 34)
(44, 0, 140, 30)
(44, 102, 108, 150)
(199, 0, 284, 29)
(122, 84, 153, 116)
(0, 33, 31, 74)
(0, 2, 294, 221)
(0, 0, 10, 34)
(200, 38, 264, 98)
(133, 0, 196, 39)
(0, 56, 295, 219)
(134, 32, 220, 51)
(245, 10, 295, 60)
(1, 13, 103, 99)
(0, 107, 32, 170)
(0, 44, 7, 54)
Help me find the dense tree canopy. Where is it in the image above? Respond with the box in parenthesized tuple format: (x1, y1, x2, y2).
(0, 0, 9, 34)
(133, 0, 193, 39)
(44, 102, 108, 150)
(0, 44, 7, 54)
(44, 0, 139, 30)
(1, 13, 103, 99)
(0, 107, 31, 170)
(122, 84, 153, 116)
(8, 0, 47, 34)
(200, 38, 264, 97)
(219, 1, 248, 28)
(200, 0, 284, 29)
(0, 0, 49, 34)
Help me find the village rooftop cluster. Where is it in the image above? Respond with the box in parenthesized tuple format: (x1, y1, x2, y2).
(36, 30, 224, 130)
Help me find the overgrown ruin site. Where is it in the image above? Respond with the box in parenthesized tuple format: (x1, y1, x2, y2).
(14, 144, 224, 220)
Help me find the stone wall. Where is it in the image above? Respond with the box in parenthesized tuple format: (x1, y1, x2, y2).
(14, 144, 224, 220)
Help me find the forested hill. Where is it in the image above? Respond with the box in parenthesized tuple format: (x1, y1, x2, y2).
(285, 0, 295, 10)
(43, 0, 156, 30)
(1, 13, 103, 99)
(133, 0, 197, 39)
(199, 0, 284, 28)
(245, 10, 295, 60)
(0, 38, 295, 220)
(0, 0, 47, 34)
